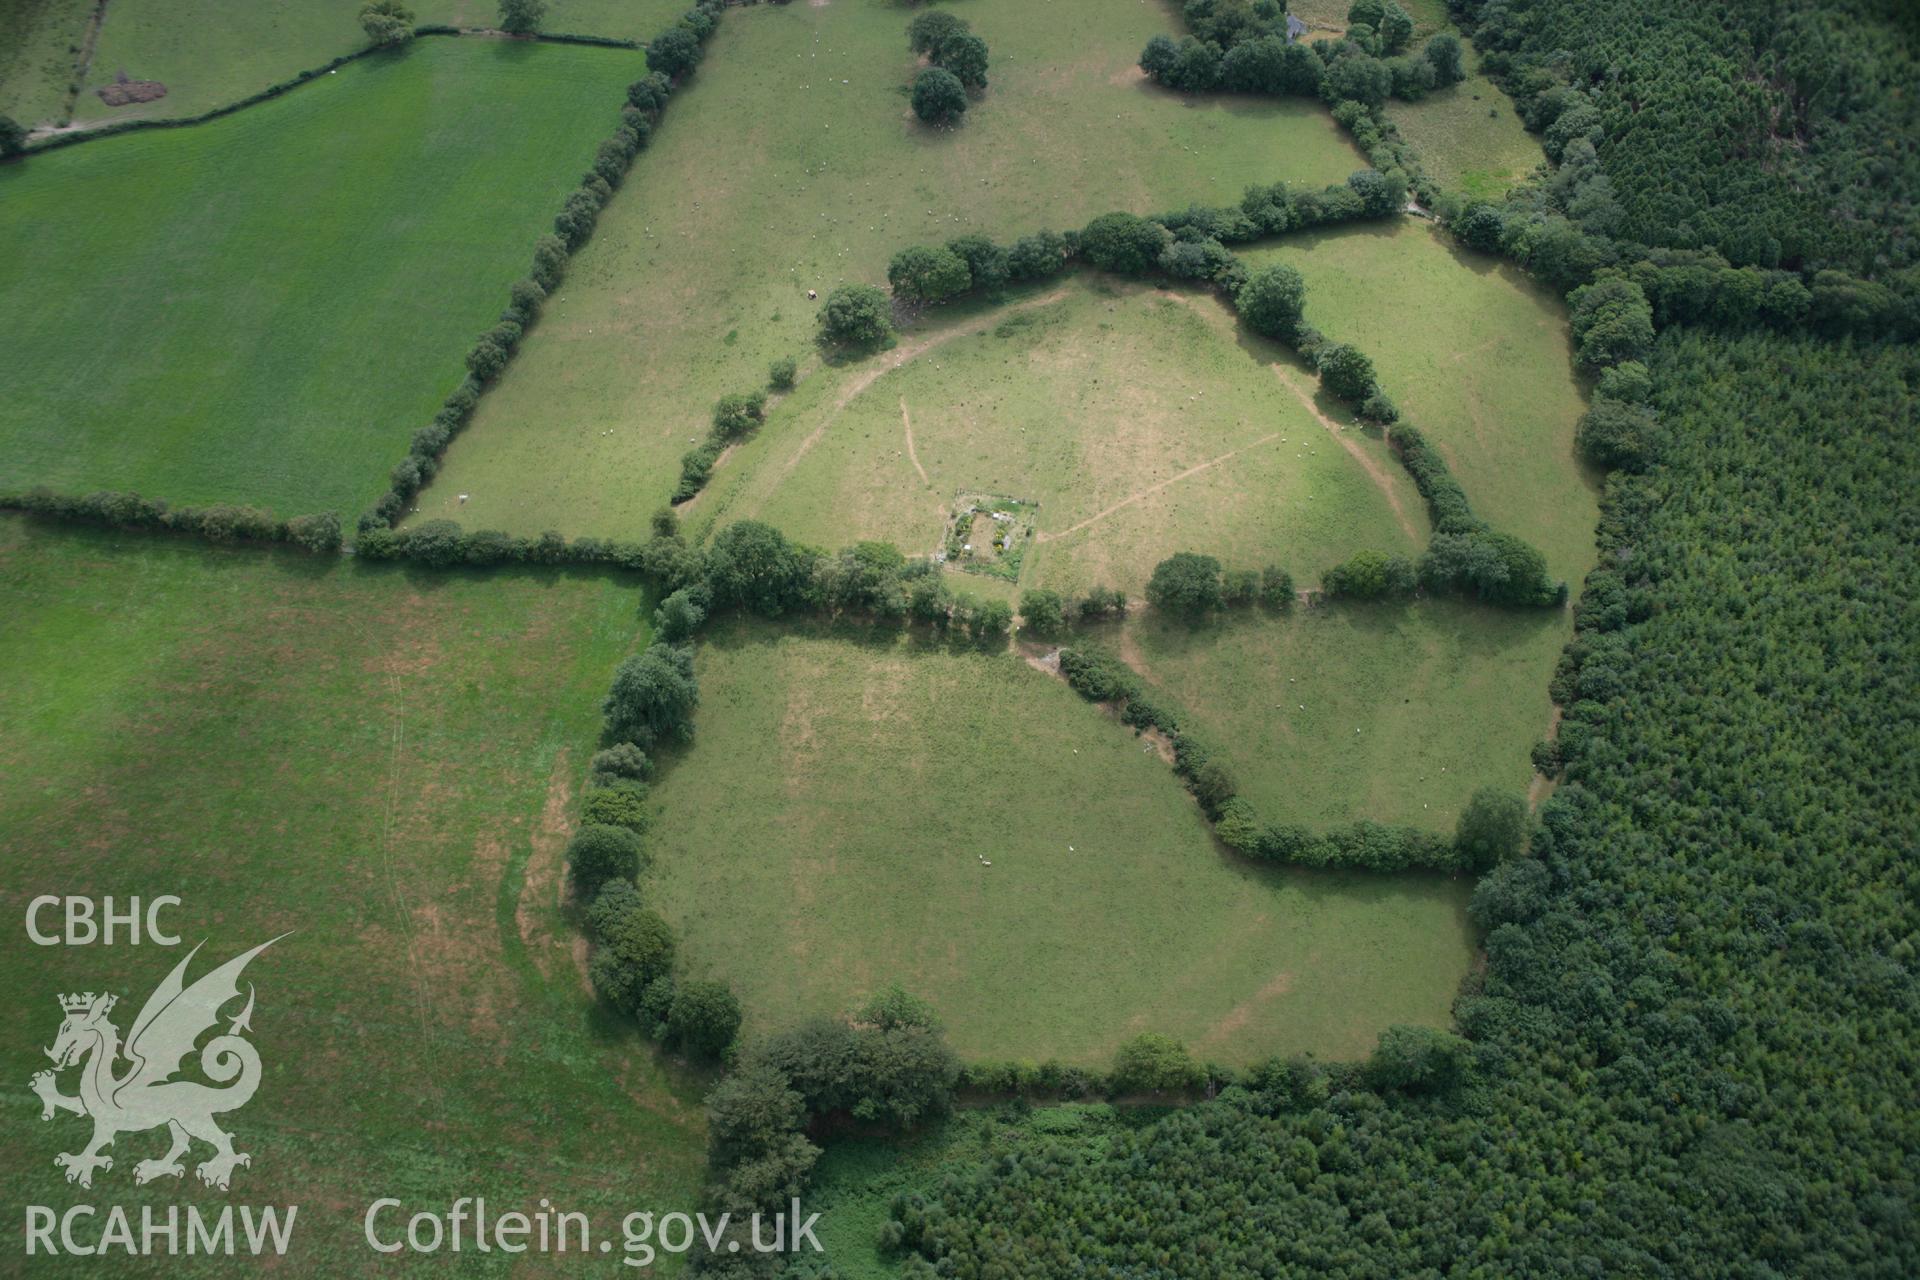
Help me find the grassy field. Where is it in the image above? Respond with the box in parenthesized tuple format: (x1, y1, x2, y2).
(644, 621, 1474, 1068)
(0, 0, 94, 126)
(65, 0, 685, 125)
(0, 37, 638, 518)
(1117, 600, 1564, 830)
(0, 517, 702, 1273)
(694, 276, 1425, 598)
(1388, 38, 1543, 201)
(1247, 218, 1599, 581)
(418, 0, 1368, 537)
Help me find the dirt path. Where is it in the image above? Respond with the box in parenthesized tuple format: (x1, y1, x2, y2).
(68, 0, 110, 118)
(1036, 432, 1283, 544)
(766, 288, 1069, 490)
(1448, 333, 1504, 365)
(55, 0, 112, 127)
(372, 649, 430, 1036)
(1155, 287, 1422, 545)
(900, 398, 932, 486)
(899, 397, 951, 529)
(1113, 623, 1154, 682)
(1269, 367, 1421, 544)
(1196, 971, 1294, 1051)
(515, 749, 591, 992)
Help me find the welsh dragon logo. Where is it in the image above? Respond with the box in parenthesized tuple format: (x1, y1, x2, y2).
(31, 936, 285, 1191)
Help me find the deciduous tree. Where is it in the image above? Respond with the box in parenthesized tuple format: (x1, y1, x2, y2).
(602, 643, 698, 746)
(358, 0, 415, 45)
(911, 67, 968, 126)
(817, 284, 896, 349)
(497, 0, 544, 35)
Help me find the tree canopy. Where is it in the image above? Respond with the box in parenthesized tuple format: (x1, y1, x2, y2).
(911, 67, 969, 126)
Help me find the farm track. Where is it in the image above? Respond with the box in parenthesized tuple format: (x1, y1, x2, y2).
(1035, 432, 1285, 543)
(758, 289, 1071, 501)
(1269, 367, 1421, 543)
(1155, 286, 1423, 544)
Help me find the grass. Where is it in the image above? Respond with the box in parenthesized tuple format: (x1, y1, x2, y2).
(66, 0, 686, 125)
(693, 276, 1425, 598)
(417, 0, 1369, 538)
(0, 0, 94, 126)
(1118, 601, 1566, 830)
(0, 37, 639, 518)
(644, 620, 1474, 1069)
(0, 516, 703, 1273)
(1246, 218, 1600, 582)
(1388, 39, 1544, 201)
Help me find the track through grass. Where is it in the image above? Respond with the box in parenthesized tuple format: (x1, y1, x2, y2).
(1247, 219, 1599, 581)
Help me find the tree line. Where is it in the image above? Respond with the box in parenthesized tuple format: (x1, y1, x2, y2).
(882, 320, 1920, 1280)
(362, 2, 730, 536)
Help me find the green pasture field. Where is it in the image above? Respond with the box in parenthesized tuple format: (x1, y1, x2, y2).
(0, 37, 638, 518)
(417, 0, 1369, 538)
(1247, 218, 1600, 581)
(644, 621, 1474, 1068)
(0, 516, 703, 1273)
(1116, 600, 1564, 830)
(1387, 40, 1544, 201)
(65, 0, 684, 125)
(694, 276, 1426, 598)
(0, 0, 93, 126)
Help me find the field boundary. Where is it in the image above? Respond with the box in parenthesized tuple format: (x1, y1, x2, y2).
(56, 0, 112, 127)
(19, 27, 644, 155)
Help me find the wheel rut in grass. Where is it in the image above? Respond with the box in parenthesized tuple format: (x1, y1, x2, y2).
(759, 288, 1070, 500)
(1036, 431, 1284, 544)
(1270, 367, 1421, 543)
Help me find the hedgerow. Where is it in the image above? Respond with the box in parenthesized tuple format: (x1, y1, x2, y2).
(360, 5, 730, 534)
(2, 487, 341, 552)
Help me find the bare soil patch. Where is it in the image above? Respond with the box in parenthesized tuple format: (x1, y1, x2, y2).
(515, 749, 578, 984)
(97, 73, 166, 106)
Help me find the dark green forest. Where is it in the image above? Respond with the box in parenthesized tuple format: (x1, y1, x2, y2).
(1457, 0, 1919, 274)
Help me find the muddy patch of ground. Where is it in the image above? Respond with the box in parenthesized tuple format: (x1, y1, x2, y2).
(516, 749, 580, 987)
(98, 73, 166, 106)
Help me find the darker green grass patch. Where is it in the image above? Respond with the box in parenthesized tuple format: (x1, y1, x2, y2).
(0, 37, 639, 518)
